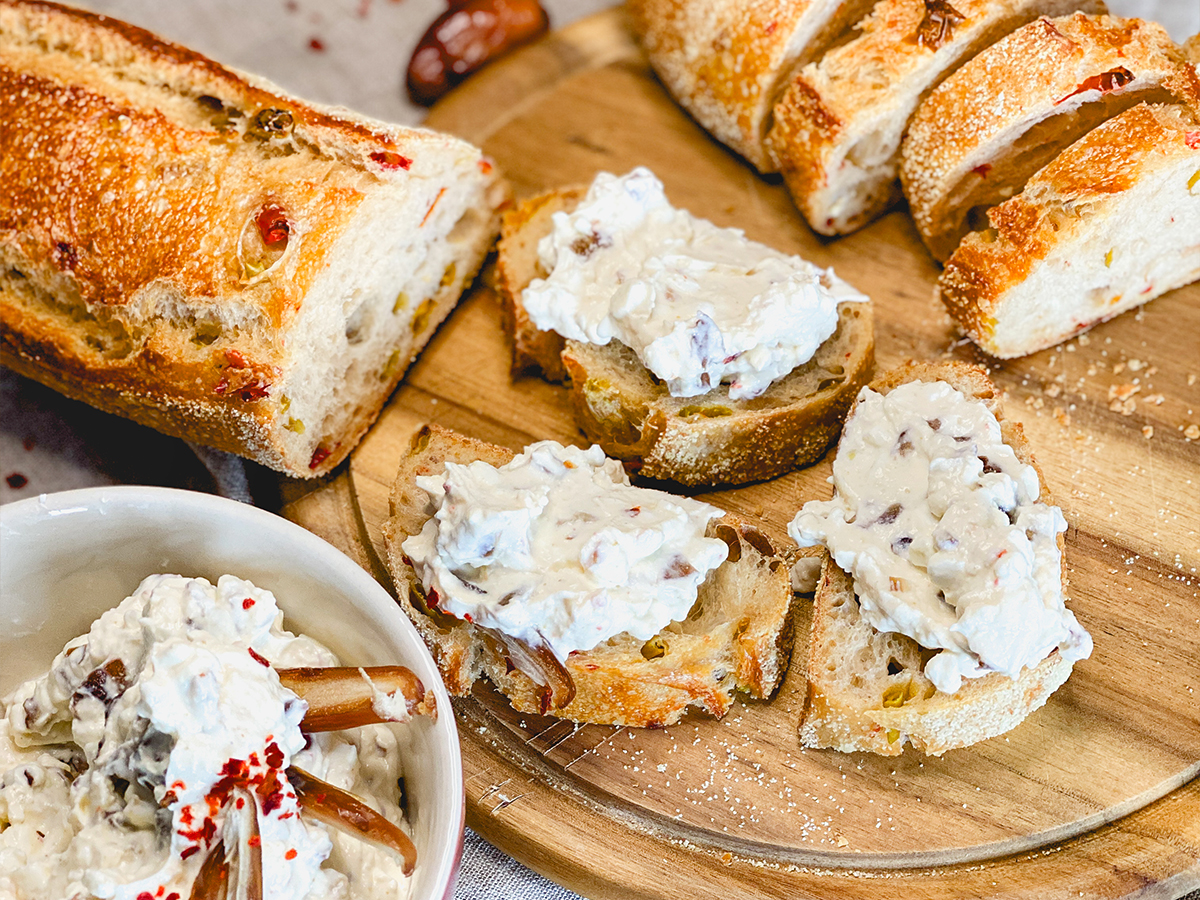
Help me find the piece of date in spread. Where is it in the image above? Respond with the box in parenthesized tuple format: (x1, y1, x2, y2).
(522, 168, 869, 399)
(0, 574, 410, 900)
(788, 381, 1092, 694)
(402, 440, 729, 661)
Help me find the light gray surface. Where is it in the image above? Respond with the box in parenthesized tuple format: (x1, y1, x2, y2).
(1, 2, 1196, 898)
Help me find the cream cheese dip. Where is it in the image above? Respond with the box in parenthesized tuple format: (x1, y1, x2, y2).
(0, 574, 411, 900)
(788, 381, 1092, 694)
(521, 168, 868, 400)
(402, 440, 729, 661)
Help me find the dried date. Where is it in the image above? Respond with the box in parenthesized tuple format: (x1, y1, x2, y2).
(406, 0, 550, 106)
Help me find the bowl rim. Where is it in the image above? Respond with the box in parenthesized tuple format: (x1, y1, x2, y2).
(0, 484, 464, 900)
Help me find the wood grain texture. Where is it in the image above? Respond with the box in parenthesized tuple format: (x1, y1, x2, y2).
(287, 10, 1200, 898)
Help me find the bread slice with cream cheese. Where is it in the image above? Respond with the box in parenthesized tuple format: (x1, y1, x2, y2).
(381, 424, 794, 728)
(795, 361, 1087, 756)
(495, 184, 875, 486)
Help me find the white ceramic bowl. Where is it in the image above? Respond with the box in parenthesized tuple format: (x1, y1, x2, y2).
(0, 486, 463, 900)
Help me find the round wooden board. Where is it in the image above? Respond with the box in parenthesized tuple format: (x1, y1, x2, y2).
(285, 9, 1200, 899)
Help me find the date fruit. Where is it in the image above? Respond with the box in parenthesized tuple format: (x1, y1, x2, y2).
(406, 0, 549, 106)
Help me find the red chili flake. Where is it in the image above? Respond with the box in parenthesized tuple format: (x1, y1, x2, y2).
(1056, 66, 1134, 105)
(285, 849, 298, 860)
(239, 383, 270, 403)
(309, 447, 331, 470)
(764, 20, 778, 35)
(166, 894, 180, 900)
(53, 241, 77, 271)
(248, 835, 262, 847)
(256, 205, 290, 248)
(179, 807, 194, 825)
(248, 648, 270, 667)
(308, 37, 325, 52)
(1186, 131, 1200, 149)
(236, 797, 245, 809)
(477, 158, 493, 174)
(137, 892, 154, 900)
(264, 741, 284, 769)
(369, 150, 412, 171)
(462, 612, 473, 623)
(249, 752, 261, 767)
(213, 378, 229, 396)
(420, 186, 447, 227)
(972, 163, 992, 177)
(181, 845, 200, 860)
(626, 506, 640, 516)
(225, 349, 248, 369)
(242, 597, 255, 609)
(428, 588, 440, 608)
(6, 473, 28, 489)
(220, 758, 248, 778)
(156, 888, 165, 898)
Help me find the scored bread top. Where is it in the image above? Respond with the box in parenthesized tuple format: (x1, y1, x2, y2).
(628, 0, 878, 172)
(902, 12, 1196, 261)
(937, 101, 1200, 358)
(0, 0, 503, 475)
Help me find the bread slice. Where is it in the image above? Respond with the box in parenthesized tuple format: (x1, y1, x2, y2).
(495, 188, 875, 486)
(903, 13, 1196, 261)
(381, 424, 795, 727)
(627, 0, 880, 172)
(799, 361, 1078, 756)
(0, 0, 505, 477)
(766, 0, 1105, 237)
(938, 102, 1200, 358)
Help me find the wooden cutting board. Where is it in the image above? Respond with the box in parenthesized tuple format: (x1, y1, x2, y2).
(283, 10, 1200, 898)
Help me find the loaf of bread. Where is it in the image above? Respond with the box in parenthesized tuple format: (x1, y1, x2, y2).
(495, 184, 875, 486)
(796, 361, 1087, 756)
(381, 424, 794, 727)
(903, 13, 1195, 261)
(628, 0, 880, 172)
(938, 102, 1200, 358)
(0, 0, 505, 477)
(766, 0, 1104, 236)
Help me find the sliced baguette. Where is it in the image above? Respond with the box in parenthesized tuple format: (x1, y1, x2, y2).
(903, 13, 1196, 261)
(937, 102, 1200, 358)
(381, 424, 795, 727)
(800, 361, 1077, 756)
(627, 0, 879, 172)
(766, 0, 1105, 237)
(495, 187, 875, 486)
(0, 0, 504, 477)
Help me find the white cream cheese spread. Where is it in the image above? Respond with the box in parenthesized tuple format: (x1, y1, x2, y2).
(402, 440, 729, 660)
(788, 381, 1092, 694)
(0, 574, 410, 900)
(521, 167, 869, 400)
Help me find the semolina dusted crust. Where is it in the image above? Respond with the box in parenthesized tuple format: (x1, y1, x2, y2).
(0, 0, 505, 476)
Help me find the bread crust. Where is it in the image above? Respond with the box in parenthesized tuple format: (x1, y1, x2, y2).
(628, 0, 879, 172)
(903, 12, 1194, 261)
(799, 360, 1079, 756)
(381, 424, 795, 727)
(0, 0, 504, 476)
(937, 102, 1200, 358)
(496, 187, 875, 486)
(766, 0, 1105, 237)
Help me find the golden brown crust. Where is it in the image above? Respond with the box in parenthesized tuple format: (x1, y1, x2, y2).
(937, 102, 1200, 358)
(628, 0, 878, 172)
(800, 361, 1077, 756)
(767, 0, 1106, 237)
(381, 424, 795, 727)
(496, 186, 875, 486)
(902, 13, 1190, 261)
(0, 0, 503, 476)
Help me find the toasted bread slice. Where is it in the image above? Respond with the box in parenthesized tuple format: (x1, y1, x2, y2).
(903, 13, 1195, 261)
(799, 361, 1081, 756)
(381, 424, 794, 727)
(495, 188, 875, 486)
(628, 0, 880, 172)
(938, 102, 1200, 358)
(766, 0, 1104, 237)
